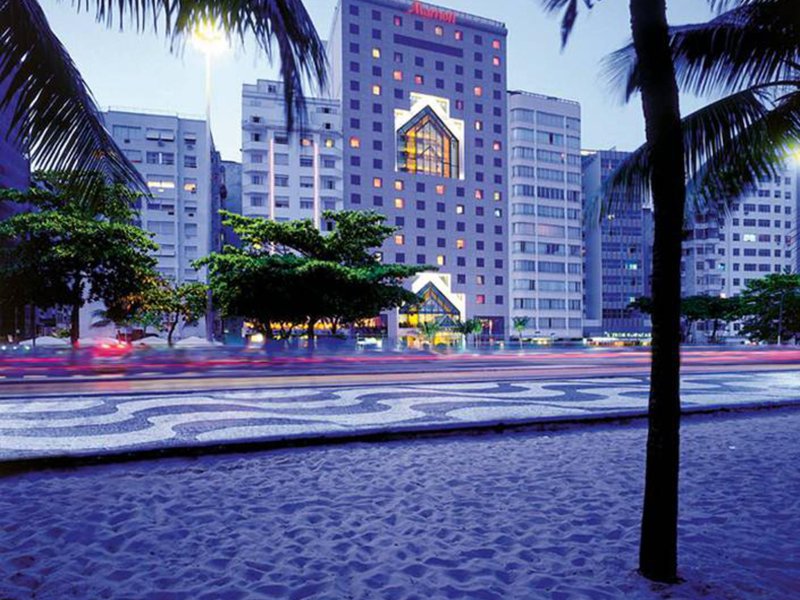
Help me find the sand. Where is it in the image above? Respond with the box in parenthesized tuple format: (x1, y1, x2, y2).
(1, 409, 799, 599)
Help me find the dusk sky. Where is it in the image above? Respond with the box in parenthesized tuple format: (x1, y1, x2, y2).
(42, 0, 714, 162)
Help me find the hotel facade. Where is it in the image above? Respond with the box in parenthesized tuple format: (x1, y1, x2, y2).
(328, 0, 510, 336)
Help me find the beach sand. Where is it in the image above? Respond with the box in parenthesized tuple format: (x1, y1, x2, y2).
(1, 409, 798, 599)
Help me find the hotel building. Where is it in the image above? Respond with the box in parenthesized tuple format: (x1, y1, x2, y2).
(507, 91, 583, 339)
(328, 0, 510, 336)
(582, 149, 653, 337)
(241, 79, 343, 227)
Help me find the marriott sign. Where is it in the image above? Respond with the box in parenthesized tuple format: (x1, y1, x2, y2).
(407, 1, 457, 24)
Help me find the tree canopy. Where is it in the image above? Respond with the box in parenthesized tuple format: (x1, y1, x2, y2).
(0, 172, 157, 343)
(739, 273, 800, 343)
(200, 211, 429, 339)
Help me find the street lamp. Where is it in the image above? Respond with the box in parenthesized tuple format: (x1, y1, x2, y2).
(191, 19, 227, 342)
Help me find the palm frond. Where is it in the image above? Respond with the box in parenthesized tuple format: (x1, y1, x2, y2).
(598, 88, 799, 218)
(75, 0, 327, 132)
(538, 0, 597, 47)
(607, 0, 800, 99)
(0, 0, 144, 190)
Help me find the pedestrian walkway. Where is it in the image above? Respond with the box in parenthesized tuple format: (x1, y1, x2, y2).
(1, 371, 799, 462)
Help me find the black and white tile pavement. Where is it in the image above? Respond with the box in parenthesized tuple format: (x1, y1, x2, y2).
(1, 372, 799, 461)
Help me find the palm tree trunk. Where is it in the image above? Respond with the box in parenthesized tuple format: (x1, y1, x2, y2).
(629, 0, 686, 583)
(167, 320, 178, 346)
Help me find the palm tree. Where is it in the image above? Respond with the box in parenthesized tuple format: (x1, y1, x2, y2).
(542, 0, 687, 582)
(0, 0, 326, 190)
(512, 316, 529, 348)
(417, 319, 442, 347)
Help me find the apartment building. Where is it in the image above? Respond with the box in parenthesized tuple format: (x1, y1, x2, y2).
(582, 149, 653, 337)
(241, 79, 343, 226)
(507, 91, 583, 339)
(100, 109, 218, 338)
(329, 0, 510, 336)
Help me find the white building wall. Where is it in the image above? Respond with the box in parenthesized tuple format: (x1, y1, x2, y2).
(91, 109, 214, 338)
(241, 80, 343, 226)
(507, 91, 583, 339)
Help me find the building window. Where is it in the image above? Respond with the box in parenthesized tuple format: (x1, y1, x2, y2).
(434, 25, 443, 36)
(349, 136, 361, 148)
(456, 239, 465, 250)
(393, 70, 403, 81)
(395, 234, 405, 245)
(394, 15, 402, 26)
(394, 198, 405, 209)
(456, 204, 464, 214)
(373, 177, 383, 188)
(435, 184, 445, 195)
(372, 84, 382, 96)
(492, 39, 501, 49)
(455, 30, 463, 40)
(437, 255, 446, 266)
(493, 56, 501, 66)
(394, 180, 404, 191)
(372, 48, 381, 58)
(474, 86, 483, 97)
(184, 155, 197, 168)
(396, 106, 460, 179)
(476, 295, 486, 305)
(414, 74, 424, 85)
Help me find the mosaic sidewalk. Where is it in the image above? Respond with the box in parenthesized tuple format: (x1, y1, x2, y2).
(1, 371, 799, 462)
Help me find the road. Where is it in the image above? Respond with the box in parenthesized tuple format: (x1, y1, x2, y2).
(0, 346, 798, 397)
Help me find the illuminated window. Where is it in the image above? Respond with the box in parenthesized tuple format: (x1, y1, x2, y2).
(475, 189, 484, 200)
(372, 84, 382, 96)
(474, 86, 483, 96)
(494, 208, 503, 217)
(183, 179, 198, 194)
(493, 191, 502, 201)
(476, 294, 486, 304)
(393, 70, 403, 81)
(414, 74, 424, 85)
(493, 56, 501, 67)
(474, 120, 483, 131)
(301, 137, 312, 146)
(434, 25, 443, 36)
(373, 177, 383, 188)
(394, 198, 405, 209)
(395, 234, 405, 245)
(436, 255, 446, 266)
(372, 48, 381, 58)
(396, 105, 460, 179)
(492, 39, 501, 49)
(324, 138, 335, 148)
(456, 239, 465, 249)
(493, 141, 502, 151)
(455, 30, 463, 40)
(394, 180, 404, 191)
(456, 204, 465, 214)
(476, 275, 485, 285)
(375, 251, 384, 262)
(393, 16, 402, 26)
(349, 136, 361, 148)
(435, 184, 445, 195)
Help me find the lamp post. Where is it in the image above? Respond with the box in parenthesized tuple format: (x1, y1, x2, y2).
(191, 20, 227, 342)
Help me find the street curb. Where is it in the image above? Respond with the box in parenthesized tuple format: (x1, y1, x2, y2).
(1, 398, 799, 476)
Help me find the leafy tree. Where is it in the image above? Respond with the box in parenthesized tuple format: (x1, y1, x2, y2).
(0, 173, 157, 345)
(739, 274, 800, 343)
(0, 0, 326, 192)
(136, 278, 209, 345)
(512, 316, 530, 348)
(543, 0, 688, 581)
(200, 211, 425, 340)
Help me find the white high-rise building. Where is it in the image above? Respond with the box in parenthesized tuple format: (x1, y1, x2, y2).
(241, 79, 343, 227)
(507, 91, 583, 340)
(684, 169, 797, 299)
(95, 109, 217, 338)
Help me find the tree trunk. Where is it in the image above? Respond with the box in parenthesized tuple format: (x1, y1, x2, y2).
(167, 320, 178, 346)
(630, 0, 686, 583)
(307, 318, 317, 341)
(711, 319, 719, 343)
